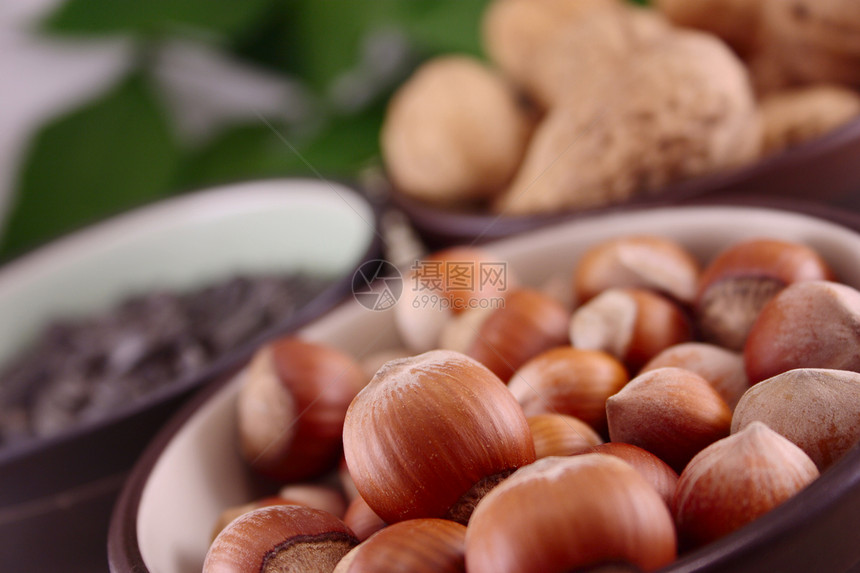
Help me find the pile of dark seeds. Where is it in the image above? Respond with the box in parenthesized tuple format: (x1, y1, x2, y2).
(0, 273, 331, 448)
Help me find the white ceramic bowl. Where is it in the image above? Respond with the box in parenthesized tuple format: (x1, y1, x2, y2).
(0, 178, 378, 572)
(110, 202, 860, 573)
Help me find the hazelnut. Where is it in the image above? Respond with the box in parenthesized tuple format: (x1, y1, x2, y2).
(696, 238, 834, 351)
(732, 368, 860, 470)
(236, 338, 365, 482)
(570, 287, 692, 371)
(465, 288, 570, 381)
(342, 350, 536, 524)
(204, 505, 358, 573)
(744, 281, 860, 383)
(579, 442, 679, 507)
(395, 247, 510, 353)
(606, 367, 732, 472)
(573, 234, 701, 305)
(342, 496, 386, 543)
(333, 518, 466, 573)
(641, 342, 749, 410)
(508, 347, 628, 434)
(381, 56, 532, 206)
(673, 422, 819, 549)
(527, 413, 603, 459)
(465, 454, 676, 573)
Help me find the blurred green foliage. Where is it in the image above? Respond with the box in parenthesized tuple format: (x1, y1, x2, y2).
(3, 0, 646, 258)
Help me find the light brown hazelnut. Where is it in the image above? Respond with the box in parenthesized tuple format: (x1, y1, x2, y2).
(641, 342, 749, 410)
(673, 422, 819, 549)
(744, 280, 860, 383)
(732, 368, 860, 470)
(606, 367, 733, 472)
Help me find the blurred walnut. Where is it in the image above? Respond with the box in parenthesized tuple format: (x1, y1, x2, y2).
(760, 85, 860, 154)
(381, 56, 533, 206)
(655, 0, 763, 56)
(482, 0, 621, 106)
(494, 31, 759, 215)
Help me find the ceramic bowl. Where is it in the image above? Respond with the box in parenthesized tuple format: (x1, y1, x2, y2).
(109, 201, 860, 573)
(390, 118, 860, 248)
(0, 179, 379, 572)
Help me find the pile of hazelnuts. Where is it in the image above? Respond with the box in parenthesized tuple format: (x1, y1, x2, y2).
(203, 235, 860, 572)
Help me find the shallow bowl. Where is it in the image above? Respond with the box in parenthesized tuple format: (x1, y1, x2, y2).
(110, 201, 860, 573)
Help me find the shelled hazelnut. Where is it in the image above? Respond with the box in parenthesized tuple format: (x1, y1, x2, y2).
(732, 368, 860, 470)
(606, 367, 732, 472)
(673, 422, 819, 549)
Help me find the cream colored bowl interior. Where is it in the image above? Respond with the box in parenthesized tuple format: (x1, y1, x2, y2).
(136, 205, 860, 573)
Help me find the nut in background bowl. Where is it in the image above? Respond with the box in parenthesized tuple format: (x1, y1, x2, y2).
(110, 201, 860, 573)
(0, 179, 379, 572)
(389, 115, 860, 248)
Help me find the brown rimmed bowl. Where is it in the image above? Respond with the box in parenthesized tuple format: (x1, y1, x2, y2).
(390, 117, 860, 248)
(109, 200, 860, 573)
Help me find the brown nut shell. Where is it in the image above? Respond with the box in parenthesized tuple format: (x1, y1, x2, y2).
(527, 413, 603, 459)
(509, 347, 628, 434)
(696, 238, 834, 351)
(580, 442, 679, 507)
(573, 234, 701, 305)
(334, 518, 466, 573)
(204, 505, 358, 573)
(641, 342, 749, 410)
(744, 281, 860, 383)
(606, 367, 732, 472)
(342, 350, 536, 524)
(673, 422, 819, 549)
(732, 368, 860, 470)
(465, 454, 676, 573)
(570, 288, 692, 371)
(237, 338, 365, 482)
(466, 288, 570, 382)
(342, 496, 387, 543)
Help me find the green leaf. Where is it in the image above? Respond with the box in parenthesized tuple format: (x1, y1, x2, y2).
(396, 1, 490, 57)
(44, 0, 274, 39)
(1, 74, 179, 258)
(175, 108, 384, 190)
